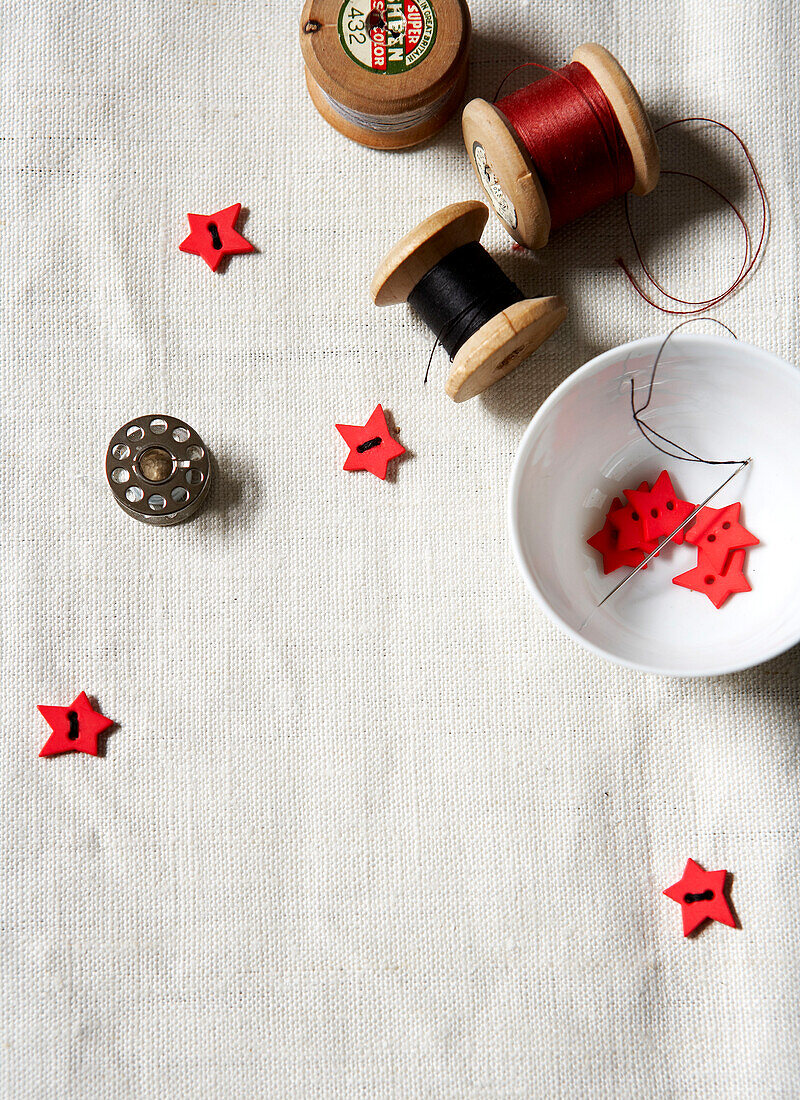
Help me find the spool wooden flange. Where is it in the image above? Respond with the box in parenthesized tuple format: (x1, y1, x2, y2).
(300, 0, 471, 150)
(371, 200, 567, 402)
(461, 43, 660, 248)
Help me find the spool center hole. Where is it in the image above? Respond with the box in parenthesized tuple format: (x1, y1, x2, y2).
(366, 8, 386, 34)
(139, 447, 174, 483)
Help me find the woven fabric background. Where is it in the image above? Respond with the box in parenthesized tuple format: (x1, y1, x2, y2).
(2, 0, 799, 1096)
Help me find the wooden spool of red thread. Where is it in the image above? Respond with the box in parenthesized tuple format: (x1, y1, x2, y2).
(462, 43, 660, 248)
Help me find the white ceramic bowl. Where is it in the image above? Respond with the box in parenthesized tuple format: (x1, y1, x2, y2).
(508, 334, 800, 675)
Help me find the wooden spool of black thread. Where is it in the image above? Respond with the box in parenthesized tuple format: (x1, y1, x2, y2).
(371, 201, 566, 401)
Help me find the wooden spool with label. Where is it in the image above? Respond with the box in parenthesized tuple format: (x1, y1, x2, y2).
(462, 43, 659, 248)
(300, 0, 471, 150)
(371, 201, 567, 402)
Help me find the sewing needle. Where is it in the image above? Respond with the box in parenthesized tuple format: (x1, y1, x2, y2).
(579, 458, 751, 631)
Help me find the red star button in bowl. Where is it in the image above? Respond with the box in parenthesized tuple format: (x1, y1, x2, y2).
(608, 481, 651, 551)
(685, 502, 759, 573)
(672, 548, 751, 608)
(587, 498, 651, 574)
(664, 858, 735, 936)
(336, 405, 405, 480)
(625, 470, 695, 544)
(179, 203, 254, 272)
(38, 692, 114, 757)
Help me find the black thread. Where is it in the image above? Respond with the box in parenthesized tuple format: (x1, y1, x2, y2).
(407, 242, 525, 383)
(357, 436, 382, 453)
(67, 711, 79, 740)
(208, 222, 222, 250)
(684, 890, 714, 903)
(631, 319, 749, 466)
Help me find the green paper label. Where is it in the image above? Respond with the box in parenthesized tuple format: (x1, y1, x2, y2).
(338, 1, 437, 74)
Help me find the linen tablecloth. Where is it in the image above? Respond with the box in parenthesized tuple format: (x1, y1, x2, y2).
(2, 0, 798, 1095)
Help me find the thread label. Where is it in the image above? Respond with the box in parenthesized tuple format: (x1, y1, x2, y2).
(472, 142, 517, 229)
(338, 1, 437, 73)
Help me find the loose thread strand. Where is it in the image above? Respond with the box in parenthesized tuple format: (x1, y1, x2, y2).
(619, 118, 769, 314)
(490, 59, 767, 313)
(424, 299, 493, 384)
(631, 318, 748, 466)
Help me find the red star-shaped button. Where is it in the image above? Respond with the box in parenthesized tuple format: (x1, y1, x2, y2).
(664, 858, 735, 936)
(587, 497, 651, 574)
(179, 203, 254, 272)
(685, 502, 759, 573)
(625, 470, 695, 544)
(608, 482, 655, 551)
(336, 404, 405, 480)
(672, 548, 751, 608)
(38, 692, 113, 757)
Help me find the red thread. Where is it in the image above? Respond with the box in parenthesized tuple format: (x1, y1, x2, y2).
(619, 118, 768, 314)
(494, 63, 767, 313)
(496, 62, 635, 232)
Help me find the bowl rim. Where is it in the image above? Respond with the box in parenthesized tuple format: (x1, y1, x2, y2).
(507, 333, 800, 677)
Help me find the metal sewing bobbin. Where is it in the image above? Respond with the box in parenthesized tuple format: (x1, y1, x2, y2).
(105, 416, 212, 526)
